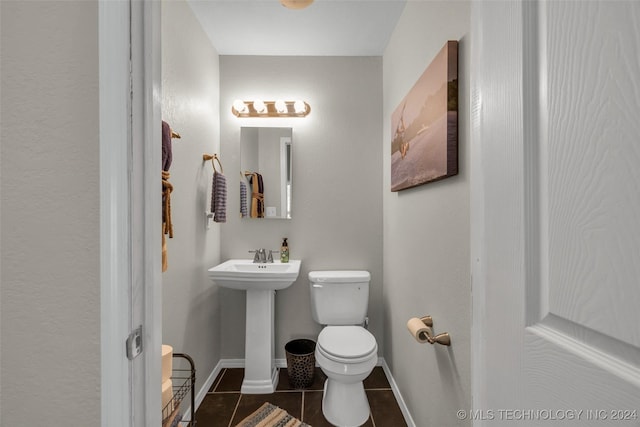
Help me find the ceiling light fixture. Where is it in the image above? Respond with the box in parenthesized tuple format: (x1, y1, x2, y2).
(231, 100, 311, 118)
(280, 0, 314, 10)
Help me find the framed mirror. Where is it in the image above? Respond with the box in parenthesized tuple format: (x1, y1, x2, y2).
(240, 127, 292, 219)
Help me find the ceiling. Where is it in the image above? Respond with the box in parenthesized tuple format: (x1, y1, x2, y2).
(187, 0, 407, 56)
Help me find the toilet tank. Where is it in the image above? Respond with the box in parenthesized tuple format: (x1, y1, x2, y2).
(309, 271, 371, 325)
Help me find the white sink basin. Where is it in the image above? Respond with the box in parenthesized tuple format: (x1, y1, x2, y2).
(208, 259, 301, 290)
(207, 258, 302, 394)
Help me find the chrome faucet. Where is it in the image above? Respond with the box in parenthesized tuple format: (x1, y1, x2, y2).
(250, 248, 267, 263)
(267, 250, 279, 263)
(249, 248, 279, 263)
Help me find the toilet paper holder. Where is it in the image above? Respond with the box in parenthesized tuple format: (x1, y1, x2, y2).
(418, 316, 451, 346)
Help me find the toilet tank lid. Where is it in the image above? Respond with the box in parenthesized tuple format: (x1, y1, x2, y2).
(308, 270, 370, 283)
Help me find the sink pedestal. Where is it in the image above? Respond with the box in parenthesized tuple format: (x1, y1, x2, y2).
(207, 259, 301, 394)
(242, 289, 278, 394)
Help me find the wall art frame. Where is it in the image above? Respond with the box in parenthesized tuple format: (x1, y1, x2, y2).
(391, 40, 458, 192)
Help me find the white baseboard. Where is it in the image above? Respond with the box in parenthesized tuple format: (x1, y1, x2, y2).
(187, 357, 415, 427)
(219, 358, 246, 368)
(381, 358, 417, 427)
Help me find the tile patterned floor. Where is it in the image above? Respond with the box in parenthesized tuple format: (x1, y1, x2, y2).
(195, 366, 408, 427)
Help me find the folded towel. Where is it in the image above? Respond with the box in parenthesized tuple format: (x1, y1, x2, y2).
(249, 172, 264, 218)
(240, 180, 248, 218)
(211, 171, 227, 223)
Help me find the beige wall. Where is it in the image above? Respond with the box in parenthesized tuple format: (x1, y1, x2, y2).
(219, 56, 384, 359)
(383, 2, 471, 426)
(161, 0, 222, 380)
(0, 1, 101, 424)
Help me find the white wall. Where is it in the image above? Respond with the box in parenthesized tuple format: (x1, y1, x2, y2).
(219, 56, 384, 359)
(0, 1, 101, 424)
(161, 0, 222, 381)
(383, 2, 471, 426)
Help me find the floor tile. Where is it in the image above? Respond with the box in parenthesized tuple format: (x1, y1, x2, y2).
(367, 389, 407, 427)
(303, 390, 374, 427)
(195, 393, 240, 427)
(363, 367, 391, 390)
(208, 369, 226, 392)
(197, 367, 406, 427)
(302, 391, 332, 427)
(231, 392, 303, 425)
(276, 368, 295, 391)
(215, 368, 244, 392)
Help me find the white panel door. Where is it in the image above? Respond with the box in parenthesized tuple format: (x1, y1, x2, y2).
(471, 1, 640, 425)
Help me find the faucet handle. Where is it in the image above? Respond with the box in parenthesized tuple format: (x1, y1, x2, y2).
(249, 249, 262, 263)
(267, 250, 279, 263)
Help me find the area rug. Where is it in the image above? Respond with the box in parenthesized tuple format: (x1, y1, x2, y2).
(235, 402, 311, 427)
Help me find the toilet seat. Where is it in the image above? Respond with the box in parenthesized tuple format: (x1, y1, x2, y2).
(317, 326, 377, 363)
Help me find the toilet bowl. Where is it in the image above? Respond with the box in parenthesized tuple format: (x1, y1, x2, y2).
(309, 271, 378, 427)
(316, 326, 378, 426)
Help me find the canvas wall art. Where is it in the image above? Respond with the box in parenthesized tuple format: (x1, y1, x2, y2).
(391, 40, 458, 191)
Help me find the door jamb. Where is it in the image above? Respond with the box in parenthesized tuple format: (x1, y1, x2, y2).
(99, 1, 162, 426)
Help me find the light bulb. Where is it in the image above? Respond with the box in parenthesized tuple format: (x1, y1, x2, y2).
(275, 99, 287, 114)
(281, 0, 314, 10)
(253, 99, 267, 114)
(294, 100, 306, 114)
(232, 99, 247, 114)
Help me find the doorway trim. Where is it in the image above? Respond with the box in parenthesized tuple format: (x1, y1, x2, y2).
(99, 1, 162, 426)
(99, 1, 133, 425)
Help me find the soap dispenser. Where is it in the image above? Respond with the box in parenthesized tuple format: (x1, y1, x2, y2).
(280, 238, 289, 263)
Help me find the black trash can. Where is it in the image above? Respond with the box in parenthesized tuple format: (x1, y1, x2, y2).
(284, 339, 316, 389)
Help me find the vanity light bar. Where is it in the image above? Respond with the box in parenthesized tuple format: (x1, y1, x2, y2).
(231, 100, 311, 118)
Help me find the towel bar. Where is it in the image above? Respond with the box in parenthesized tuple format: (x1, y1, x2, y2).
(203, 153, 223, 174)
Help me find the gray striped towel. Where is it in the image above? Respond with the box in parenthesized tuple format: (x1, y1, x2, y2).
(211, 171, 227, 223)
(240, 180, 248, 218)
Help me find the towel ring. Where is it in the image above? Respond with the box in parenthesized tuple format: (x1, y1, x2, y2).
(203, 154, 223, 174)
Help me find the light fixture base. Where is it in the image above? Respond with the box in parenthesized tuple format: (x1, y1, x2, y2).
(280, 0, 314, 10)
(231, 100, 310, 118)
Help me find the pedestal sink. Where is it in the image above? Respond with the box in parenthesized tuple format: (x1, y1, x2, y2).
(208, 259, 301, 394)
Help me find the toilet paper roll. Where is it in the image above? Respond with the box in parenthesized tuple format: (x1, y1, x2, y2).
(407, 317, 432, 343)
(162, 345, 173, 382)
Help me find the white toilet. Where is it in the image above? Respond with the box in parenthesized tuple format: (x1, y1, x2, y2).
(309, 271, 378, 427)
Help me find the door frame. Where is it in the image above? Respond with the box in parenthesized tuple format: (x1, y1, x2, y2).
(99, 1, 162, 426)
(469, 1, 490, 418)
(99, 1, 131, 424)
(469, 0, 534, 420)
